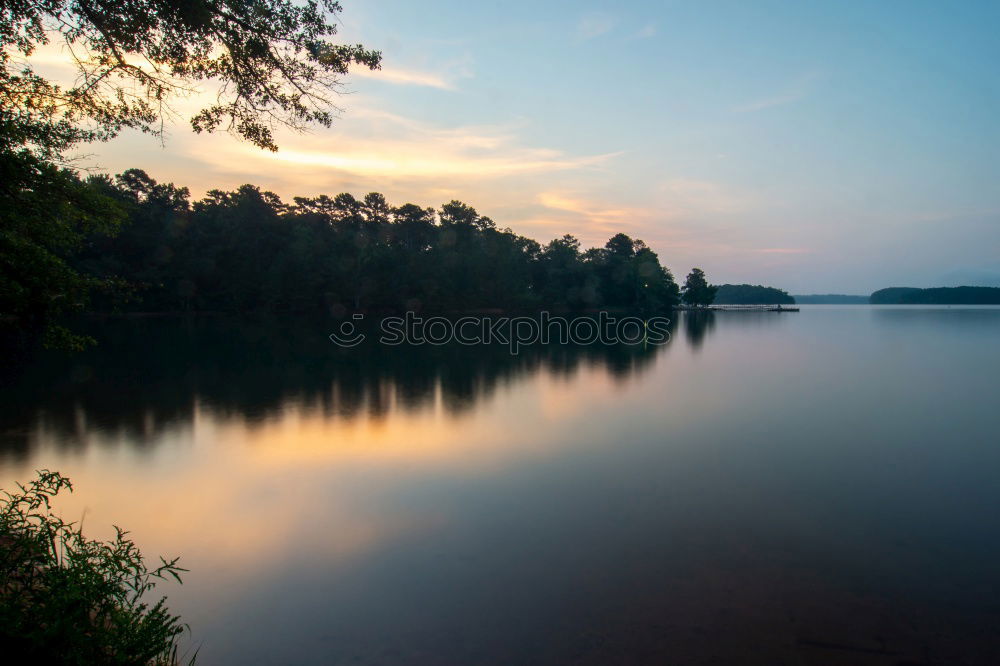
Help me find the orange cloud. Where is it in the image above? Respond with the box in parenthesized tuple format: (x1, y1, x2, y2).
(351, 64, 463, 90)
(174, 107, 618, 189)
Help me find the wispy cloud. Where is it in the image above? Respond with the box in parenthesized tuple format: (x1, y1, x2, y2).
(178, 107, 616, 192)
(514, 178, 761, 250)
(262, 145, 608, 178)
(538, 192, 651, 226)
(351, 65, 458, 90)
(350, 55, 475, 91)
(577, 12, 617, 40)
(523, 191, 669, 247)
(657, 179, 756, 215)
(733, 91, 805, 113)
(732, 72, 821, 113)
(633, 22, 658, 40)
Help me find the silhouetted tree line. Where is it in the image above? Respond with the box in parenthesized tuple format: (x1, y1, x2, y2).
(793, 294, 867, 304)
(713, 284, 794, 305)
(38, 169, 686, 316)
(869, 286, 1000, 305)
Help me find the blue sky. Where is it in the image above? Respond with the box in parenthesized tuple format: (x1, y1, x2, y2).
(81, 0, 1000, 293)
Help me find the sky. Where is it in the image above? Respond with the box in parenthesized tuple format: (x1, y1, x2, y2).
(55, 0, 1000, 293)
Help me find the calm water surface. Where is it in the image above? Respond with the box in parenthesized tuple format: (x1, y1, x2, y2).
(2, 307, 999, 665)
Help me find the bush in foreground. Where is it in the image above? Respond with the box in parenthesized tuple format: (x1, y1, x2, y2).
(0, 470, 192, 665)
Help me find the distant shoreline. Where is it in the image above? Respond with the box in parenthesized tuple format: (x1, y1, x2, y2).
(870, 286, 1000, 305)
(793, 294, 868, 304)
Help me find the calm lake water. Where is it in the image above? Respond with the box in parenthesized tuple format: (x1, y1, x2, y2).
(2, 307, 1000, 665)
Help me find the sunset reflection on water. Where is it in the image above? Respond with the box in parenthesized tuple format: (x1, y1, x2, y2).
(3, 309, 1000, 664)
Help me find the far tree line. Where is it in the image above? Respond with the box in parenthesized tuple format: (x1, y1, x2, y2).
(3, 168, 732, 345)
(713, 284, 795, 305)
(869, 286, 1000, 305)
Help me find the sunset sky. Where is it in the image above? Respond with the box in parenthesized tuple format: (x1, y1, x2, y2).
(57, 0, 1000, 293)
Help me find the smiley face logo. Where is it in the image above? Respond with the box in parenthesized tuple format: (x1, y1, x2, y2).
(329, 314, 366, 347)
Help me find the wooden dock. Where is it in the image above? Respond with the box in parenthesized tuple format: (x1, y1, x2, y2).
(708, 304, 799, 312)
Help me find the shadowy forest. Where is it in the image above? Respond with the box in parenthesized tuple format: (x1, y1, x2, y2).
(869, 286, 1000, 305)
(4, 168, 704, 333)
(714, 284, 795, 305)
(793, 294, 868, 304)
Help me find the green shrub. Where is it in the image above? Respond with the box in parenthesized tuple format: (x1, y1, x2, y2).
(0, 470, 193, 664)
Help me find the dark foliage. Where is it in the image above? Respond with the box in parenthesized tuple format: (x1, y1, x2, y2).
(869, 286, 1000, 305)
(680, 268, 717, 307)
(1, 0, 381, 155)
(714, 284, 794, 305)
(0, 471, 190, 665)
(0, 141, 130, 348)
(1, 0, 379, 346)
(793, 294, 868, 304)
(47, 170, 682, 318)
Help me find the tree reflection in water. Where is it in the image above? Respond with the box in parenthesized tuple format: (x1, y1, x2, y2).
(1, 313, 716, 460)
